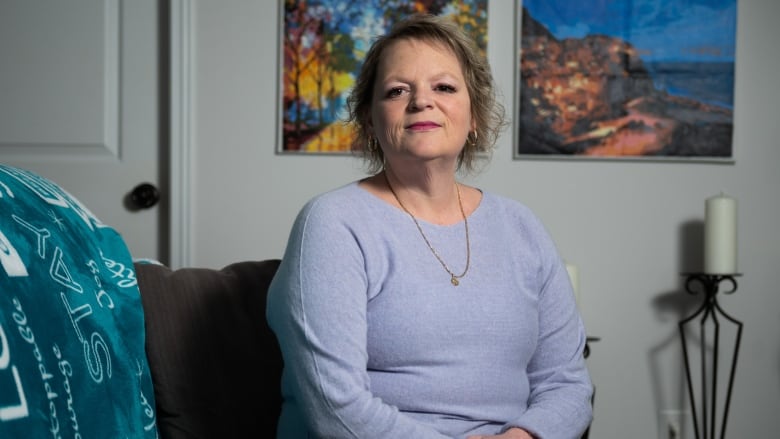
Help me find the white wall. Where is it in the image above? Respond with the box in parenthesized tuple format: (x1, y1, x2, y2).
(190, 1, 780, 437)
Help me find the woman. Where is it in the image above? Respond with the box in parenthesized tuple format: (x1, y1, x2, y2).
(267, 14, 593, 439)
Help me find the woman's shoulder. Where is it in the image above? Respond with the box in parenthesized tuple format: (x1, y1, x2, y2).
(479, 189, 538, 219)
(477, 189, 553, 236)
(478, 190, 559, 254)
(296, 181, 381, 223)
(306, 181, 361, 203)
(303, 181, 365, 210)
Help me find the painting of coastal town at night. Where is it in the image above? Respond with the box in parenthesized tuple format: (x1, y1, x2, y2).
(516, 0, 737, 161)
(279, 0, 488, 154)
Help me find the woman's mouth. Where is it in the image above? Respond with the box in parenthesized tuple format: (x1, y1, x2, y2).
(407, 122, 440, 130)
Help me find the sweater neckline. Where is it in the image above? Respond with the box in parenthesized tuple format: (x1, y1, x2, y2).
(350, 180, 486, 228)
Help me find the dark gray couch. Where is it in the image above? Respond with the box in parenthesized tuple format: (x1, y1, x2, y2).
(135, 259, 283, 438)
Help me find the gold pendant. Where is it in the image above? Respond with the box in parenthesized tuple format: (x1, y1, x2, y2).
(451, 276, 459, 286)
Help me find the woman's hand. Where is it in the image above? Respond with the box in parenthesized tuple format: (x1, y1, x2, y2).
(467, 427, 535, 439)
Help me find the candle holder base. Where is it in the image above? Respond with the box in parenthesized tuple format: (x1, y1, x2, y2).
(679, 273, 743, 439)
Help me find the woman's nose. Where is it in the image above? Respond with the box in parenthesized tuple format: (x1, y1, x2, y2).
(409, 90, 433, 110)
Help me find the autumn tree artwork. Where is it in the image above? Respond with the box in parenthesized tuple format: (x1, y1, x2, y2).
(517, 0, 737, 160)
(280, 0, 488, 153)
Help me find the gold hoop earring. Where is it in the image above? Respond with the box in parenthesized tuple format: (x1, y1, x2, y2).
(468, 131, 478, 146)
(367, 137, 378, 152)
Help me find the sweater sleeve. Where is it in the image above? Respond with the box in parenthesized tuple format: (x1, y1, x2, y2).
(503, 216, 594, 439)
(267, 196, 450, 439)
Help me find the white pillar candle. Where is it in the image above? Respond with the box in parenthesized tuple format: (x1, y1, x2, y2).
(704, 193, 737, 274)
(565, 262, 580, 305)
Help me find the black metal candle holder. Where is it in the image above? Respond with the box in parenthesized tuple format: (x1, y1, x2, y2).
(679, 273, 743, 439)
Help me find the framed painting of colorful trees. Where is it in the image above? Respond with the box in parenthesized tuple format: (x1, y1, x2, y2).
(279, 0, 488, 154)
(516, 0, 737, 161)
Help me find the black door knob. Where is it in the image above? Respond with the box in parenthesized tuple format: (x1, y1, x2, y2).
(130, 183, 160, 209)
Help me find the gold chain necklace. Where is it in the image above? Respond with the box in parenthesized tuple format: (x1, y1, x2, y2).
(384, 172, 471, 286)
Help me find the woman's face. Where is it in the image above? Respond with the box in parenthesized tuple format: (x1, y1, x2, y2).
(370, 38, 473, 166)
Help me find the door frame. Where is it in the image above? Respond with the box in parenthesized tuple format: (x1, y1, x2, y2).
(169, 0, 193, 269)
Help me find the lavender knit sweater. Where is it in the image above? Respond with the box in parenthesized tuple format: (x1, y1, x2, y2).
(267, 182, 593, 439)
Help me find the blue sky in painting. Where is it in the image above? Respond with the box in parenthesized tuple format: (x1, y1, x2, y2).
(522, 0, 737, 62)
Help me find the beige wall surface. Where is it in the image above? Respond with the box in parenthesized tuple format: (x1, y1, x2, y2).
(190, 1, 780, 437)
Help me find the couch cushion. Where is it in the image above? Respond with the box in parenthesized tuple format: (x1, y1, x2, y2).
(0, 164, 157, 437)
(135, 259, 282, 438)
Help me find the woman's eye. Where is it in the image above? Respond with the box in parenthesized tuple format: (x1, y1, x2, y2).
(386, 87, 405, 98)
(436, 84, 456, 93)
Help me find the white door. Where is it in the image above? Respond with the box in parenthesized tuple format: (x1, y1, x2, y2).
(0, 0, 165, 262)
